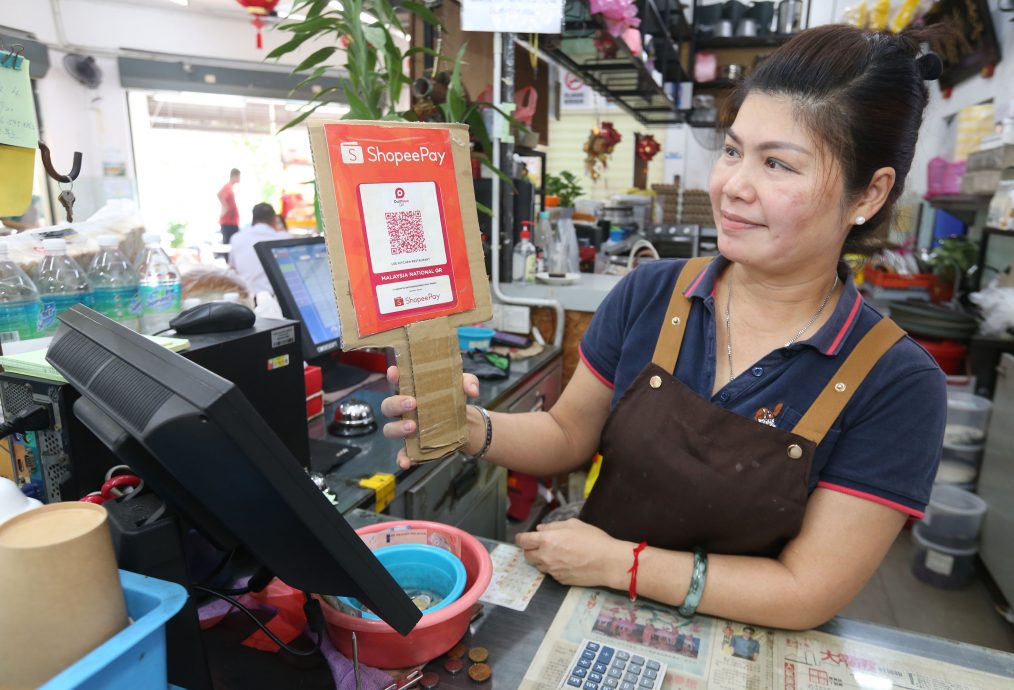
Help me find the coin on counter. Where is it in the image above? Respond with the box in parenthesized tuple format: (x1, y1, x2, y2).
(444, 658, 465, 675)
(447, 643, 466, 659)
(420, 671, 440, 689)
(468, 662, 492, 683)
(467, 647, 489, 663)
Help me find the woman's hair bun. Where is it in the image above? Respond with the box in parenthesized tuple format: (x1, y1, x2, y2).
(917, 52, 943, 81)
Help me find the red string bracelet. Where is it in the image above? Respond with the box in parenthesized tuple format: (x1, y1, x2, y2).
(627, 541, 648, 601)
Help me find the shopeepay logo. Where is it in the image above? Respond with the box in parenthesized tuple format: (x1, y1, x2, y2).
(351, 144, 446, 167)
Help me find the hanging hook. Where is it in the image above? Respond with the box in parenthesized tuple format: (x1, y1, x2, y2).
(38, 141, 82, 184)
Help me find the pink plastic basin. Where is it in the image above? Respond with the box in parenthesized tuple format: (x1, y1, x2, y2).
(317, 520, 493, 669)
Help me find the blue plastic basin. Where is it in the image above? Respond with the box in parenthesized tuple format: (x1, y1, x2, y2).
(338, 544, 466, 619)
(457, 327, 495, 352)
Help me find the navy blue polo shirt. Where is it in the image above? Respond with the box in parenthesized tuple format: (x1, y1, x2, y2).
(579, 256, 946, 518)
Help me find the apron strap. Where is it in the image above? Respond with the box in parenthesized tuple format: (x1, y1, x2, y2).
(791, 317, 906, 445)
(652, 257, 713, 372)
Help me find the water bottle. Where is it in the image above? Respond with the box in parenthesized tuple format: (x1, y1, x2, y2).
(535, 212, 554, 274)
(88, 235, 141, 331)
(0, 241, 42, 343)
(33, 238, 92, 337)
(136, 233, 182, 335)
(512, 227, 537, 283)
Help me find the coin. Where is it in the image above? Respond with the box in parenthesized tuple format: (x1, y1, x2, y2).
(468, 662, 492, 683)
(444, 658, 465, 675)
(420, 671, 440, 689)
(447, 643, 466, 659)
(468, 646, 489, 663)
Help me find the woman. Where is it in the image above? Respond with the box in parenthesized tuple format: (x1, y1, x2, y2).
(382, 25, 947, 630)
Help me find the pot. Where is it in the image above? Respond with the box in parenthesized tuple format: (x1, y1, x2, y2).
(777, 0, 803, 33)
(719, 64, 745, 80)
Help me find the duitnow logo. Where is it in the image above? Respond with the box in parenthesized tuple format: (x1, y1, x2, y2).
(340, 141, 446, 167)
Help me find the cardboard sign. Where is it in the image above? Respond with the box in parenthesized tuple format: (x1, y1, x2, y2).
(309, 121, 492, 462)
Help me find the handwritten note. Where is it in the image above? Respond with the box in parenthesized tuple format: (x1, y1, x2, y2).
(0, 55, 39, 150)
(461, 0, 564, 34)
(479, 543, 546, 611)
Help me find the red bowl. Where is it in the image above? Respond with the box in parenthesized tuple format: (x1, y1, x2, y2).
(317, 520, 493, 669)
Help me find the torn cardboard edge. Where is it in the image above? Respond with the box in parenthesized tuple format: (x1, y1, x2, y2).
(309, 121, 492, 462)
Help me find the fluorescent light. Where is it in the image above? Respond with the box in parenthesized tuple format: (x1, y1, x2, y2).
(165, 0, 189, 5)
(153, 92, 247, 108)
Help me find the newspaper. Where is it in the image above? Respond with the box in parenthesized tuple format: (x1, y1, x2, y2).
(520, 587, 1011, 690)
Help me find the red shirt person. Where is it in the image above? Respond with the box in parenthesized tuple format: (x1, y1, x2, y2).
(218, 168, 241, 243)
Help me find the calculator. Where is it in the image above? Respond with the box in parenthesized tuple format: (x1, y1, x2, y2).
(560, 638, 668, 690)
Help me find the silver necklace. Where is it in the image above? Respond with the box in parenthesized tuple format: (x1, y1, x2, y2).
(724, 272, 839, 383)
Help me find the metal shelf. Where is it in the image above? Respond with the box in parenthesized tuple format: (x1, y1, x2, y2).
(542, 0, 689, 126)
(694, 34, 796, 49)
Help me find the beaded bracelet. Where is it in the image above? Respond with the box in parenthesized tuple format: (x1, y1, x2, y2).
(469, 405, 492, 461)
(677, 547, 708, 618)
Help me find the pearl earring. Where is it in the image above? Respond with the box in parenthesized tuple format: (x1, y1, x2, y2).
(855, 215, 866, 226)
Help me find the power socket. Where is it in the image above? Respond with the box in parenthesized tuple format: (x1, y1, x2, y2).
(491, 304, 531, 334)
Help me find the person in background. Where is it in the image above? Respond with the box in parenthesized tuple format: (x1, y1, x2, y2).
(381, 25, 948, 631)
(218, 168, 241, 244)
(229, 202, 290, 295)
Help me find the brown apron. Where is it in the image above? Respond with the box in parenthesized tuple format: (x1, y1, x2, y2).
(580, 257, 905, 557)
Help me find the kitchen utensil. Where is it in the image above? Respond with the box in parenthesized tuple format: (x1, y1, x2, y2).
(747, 1, 776, 34)
(777, 0, 803, 33)
(720, 64, 745, 80)
(715, 19, 734, 37)
(722, 1, 749, 24)
(737, 18, 758, 37)
(329, 398, 378, 437)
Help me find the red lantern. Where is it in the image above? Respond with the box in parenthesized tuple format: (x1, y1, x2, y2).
(237, 0, 280, 49)
(636, 134, 661, 162)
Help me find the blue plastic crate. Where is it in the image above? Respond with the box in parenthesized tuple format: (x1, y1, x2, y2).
(40, 570, 187, 690)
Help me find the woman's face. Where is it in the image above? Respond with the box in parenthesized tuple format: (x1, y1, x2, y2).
(709, 93, 850, 273)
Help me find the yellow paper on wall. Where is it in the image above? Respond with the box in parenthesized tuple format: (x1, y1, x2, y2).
(0, 144, 33, 216)
(0, 55, 39, 149)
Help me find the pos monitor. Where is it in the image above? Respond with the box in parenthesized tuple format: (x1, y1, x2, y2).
(255, 236, 369, 393)
(45, 305, 421, 635)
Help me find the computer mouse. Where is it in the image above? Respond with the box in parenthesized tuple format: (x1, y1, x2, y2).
(169, 301, 256, 335)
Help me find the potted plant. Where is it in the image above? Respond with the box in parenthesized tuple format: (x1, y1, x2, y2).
(544, 171, 585, 274)
(926, 237, 978, 305)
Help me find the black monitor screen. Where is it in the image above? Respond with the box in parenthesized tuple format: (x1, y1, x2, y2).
(269, 240, 341, 352)
(45, 305, 421, 635)
(256, 237, 369, 393)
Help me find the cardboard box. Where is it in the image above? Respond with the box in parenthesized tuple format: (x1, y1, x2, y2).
(960, 169, 1002, 196)
(309, 121, 492, 462)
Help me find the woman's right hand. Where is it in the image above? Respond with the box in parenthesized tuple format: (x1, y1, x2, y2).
(380, 365, 481, 469)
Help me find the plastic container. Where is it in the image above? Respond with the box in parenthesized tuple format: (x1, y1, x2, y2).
(135, 233, 181, 335)
(512, 226, 536, 284)
(318, 520, 493, 669)
(457, 326, 495, 352)
(914, 338, 967, 375)
(934, 460, 977, 490)
(33, 238, 93, 337)
(39, 570, 187, 690)
(926, 157, 966, 198)
(945, 392, 991, 445)
(0, 241, 42, 343)
(911, 524, 978, 589)
(88, 235, 141, 332)
(918, 484, 988, 549)
(338, 544, 466, 619)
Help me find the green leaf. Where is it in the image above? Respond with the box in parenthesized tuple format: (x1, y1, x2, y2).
(342, 82, 378, 119)
(405, 46, 444, 60)
(400, 0, 445, 30)
(278, 17, 340, 35)
(480, 157, 515, 190)
(294, 47, 337, 73)
(266, 34, 311, 60)
(279, 102, 327, 132)
(444, 43, 469, 122)
(476, 201, 492, 217)
(290, 66, 328, 94)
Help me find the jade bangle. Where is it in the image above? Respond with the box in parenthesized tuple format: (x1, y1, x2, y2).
(678, 548, 708, 618)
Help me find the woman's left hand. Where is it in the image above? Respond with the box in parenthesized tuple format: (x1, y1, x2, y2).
(515, 518, 626, 588)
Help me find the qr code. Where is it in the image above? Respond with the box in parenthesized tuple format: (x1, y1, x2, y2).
(385, 210, 426, 254)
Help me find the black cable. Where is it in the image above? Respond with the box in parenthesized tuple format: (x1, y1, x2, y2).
(0, 405, 51, 440)
(192, 585, 323, 657)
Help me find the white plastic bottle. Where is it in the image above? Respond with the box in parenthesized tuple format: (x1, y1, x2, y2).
(535, 212, 554, 274)
(512, 227, 537, 283)
(136, 233, 182, 334)
(33, 238, 92, 337)
(88, 235, 141, 331)
(0, 241, 42, 343)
